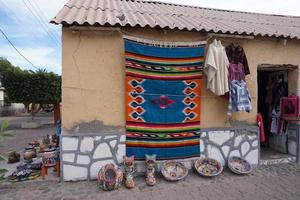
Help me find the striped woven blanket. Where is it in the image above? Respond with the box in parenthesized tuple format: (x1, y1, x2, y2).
(125, 37, 205, 160)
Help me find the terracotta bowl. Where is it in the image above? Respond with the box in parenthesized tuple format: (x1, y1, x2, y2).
(161, 161, 188, 181)
(228, 156, 252, 175)
(194, 158, 223, 177)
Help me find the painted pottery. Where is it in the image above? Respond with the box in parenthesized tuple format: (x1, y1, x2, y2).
(194, 158, 223, 177)
(145, 154, 156, 186)
(97, 163, 123, 191)
(23, 146, 37, 161)
(42, 148, 58, 167)
(123, 156, 135, 189)
(228, 156, 252, 175)
(8, 165, 40, 182)
(28, 140, 40, 147)
(161, 161, 188, 181)
(8, 151, 20, 164)
(29, 158, 42, 170)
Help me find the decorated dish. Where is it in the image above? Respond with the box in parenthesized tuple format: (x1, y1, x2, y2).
(161, 161, 188, 181)
(194, 158, 223, 177)
(228, 156, 252, 175)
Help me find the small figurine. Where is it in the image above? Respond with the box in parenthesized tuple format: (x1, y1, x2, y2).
(123, 155, 135, 189)
(145, 154, 156, 186)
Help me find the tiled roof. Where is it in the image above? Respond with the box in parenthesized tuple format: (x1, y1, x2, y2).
(51, 0, 300, 39)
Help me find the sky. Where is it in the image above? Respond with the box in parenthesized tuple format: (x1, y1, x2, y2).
(0, 0, 299, 74)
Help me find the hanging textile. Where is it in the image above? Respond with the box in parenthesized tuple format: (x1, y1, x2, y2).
(257, 113, 266, 143)
(225, 44, 250, 75)
(227, 80, 252, 115)
(204, 39, 229, 96)
(124, 37, 206, 160)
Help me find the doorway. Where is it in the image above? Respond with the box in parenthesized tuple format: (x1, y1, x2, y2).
(257, 66, 292, 160)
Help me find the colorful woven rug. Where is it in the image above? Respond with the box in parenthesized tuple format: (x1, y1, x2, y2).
(125, 37, 206, 160)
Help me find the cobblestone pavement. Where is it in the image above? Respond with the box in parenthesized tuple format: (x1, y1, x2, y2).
(0, 163, 300, 200)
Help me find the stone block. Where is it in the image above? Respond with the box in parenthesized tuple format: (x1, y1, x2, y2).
(80, 137, 94, 152)
(93, 143, 112, 159)
(77, 155, 91, 165)
(62, 153, 75, 163)
(63, 165, 88, 181)
(21, 122, 41, 129)
(62, 137, 78, 151)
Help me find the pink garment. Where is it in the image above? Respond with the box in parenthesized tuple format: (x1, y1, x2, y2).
(228, 63, 245, 81)
(257, 113, 266, 143)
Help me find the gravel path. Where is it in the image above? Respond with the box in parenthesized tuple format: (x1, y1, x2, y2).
(0, 163, 300, 200)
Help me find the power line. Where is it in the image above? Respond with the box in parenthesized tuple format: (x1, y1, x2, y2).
(0, 27, 39, 70)
(22, 0, 60, 47)
(31, 0, 60, 42)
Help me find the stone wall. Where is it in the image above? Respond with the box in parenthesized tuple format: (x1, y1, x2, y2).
(61, 133, 125, 181)
(61, 126, 259, 181)
(200, 126, 259, 166)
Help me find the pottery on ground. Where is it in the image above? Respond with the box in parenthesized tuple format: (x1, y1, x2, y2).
(23, 146, 37, 161)
(228, 156, 252, 175)
(145, 154, 157, 186)
(194, 158, 223, 177)
(161, 161, 188, 181)
(97, 163, 123, 191)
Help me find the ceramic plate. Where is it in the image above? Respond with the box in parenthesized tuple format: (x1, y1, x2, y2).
(228, 156, 252, 175)
(161, 161, 188, 181)
(194, 158, 223, 177)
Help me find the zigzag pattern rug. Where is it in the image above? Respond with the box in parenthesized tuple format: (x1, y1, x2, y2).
(125, 38, 205, 160)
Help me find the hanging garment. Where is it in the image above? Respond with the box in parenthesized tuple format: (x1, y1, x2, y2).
(227, 80, 252, 115)
(257, 113, 266, 143)
(204, 39, 229, 96)
(270, 109, 279, 134)
(225, 44, 250, 75)
(228, 62, 246, 81)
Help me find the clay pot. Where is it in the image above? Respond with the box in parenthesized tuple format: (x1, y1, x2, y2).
(23, 147, 37, 161)
(8, 151, 21, 164)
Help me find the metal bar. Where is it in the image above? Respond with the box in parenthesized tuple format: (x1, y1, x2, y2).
(296, 123, 300, 163)
(207, 33, 255, 40)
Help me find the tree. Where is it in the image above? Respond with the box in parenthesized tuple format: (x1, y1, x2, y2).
(0, 58, 61, 120)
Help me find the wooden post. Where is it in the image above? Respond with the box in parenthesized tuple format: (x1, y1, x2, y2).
(53, 103, 61, 125)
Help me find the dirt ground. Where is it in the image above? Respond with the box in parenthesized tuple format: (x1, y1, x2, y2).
(1, 113, 300, 200)
(0, 163, 300, 200)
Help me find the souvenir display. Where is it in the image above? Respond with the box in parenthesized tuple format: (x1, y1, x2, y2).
(228, 156, 252, 175)
(8, 163, 40, 182)
(145, 154, 156, 186)
(8, 151, 20, 164)
(23, 146, 37, 161)
(194, 158, 223, 177)
(161, 161, 188, 181)
(97, 163, 123, 191)
(29, 158, 42, 170)
(28, 140, 40, 147)
(123, 156, 135, 189)
(42, 148, 58, 167)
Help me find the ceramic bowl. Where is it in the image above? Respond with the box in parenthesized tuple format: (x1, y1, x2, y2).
(194, 158, 223, 177)
(161, 161, 188, 181)
(228, 156, 252, 175)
